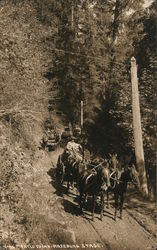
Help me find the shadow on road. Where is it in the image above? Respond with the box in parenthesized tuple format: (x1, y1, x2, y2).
(47, 167, 56, 180)
(61, 199, 81, 216)
(47, 167, 77, 198)
(125, 189, 156, 221)
(47, 167, 68, 197)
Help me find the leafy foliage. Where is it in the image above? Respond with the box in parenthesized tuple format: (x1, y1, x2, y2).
(0, 0, 59, 145)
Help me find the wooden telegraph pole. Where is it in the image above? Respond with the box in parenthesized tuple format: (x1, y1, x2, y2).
(71, 0, 74, 29)
(131, 57, 148, 196)
(81, 100, 83, 132)
(81, 100, 84, 159)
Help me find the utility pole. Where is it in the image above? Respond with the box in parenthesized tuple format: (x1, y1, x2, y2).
(131, 57, 148, 196)
(81, 100, 84, 159)
(81, 100, 84, 136)
(71, 0, 74, 29)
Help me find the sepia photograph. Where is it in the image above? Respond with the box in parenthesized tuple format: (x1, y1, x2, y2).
(0, 0, 156, 249)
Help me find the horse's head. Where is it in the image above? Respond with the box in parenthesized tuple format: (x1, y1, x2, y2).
(109, 153, 118, 169)
(99, 166, 110, 191)
(128, 164, 140, 187)
(91, 157, 103, 166)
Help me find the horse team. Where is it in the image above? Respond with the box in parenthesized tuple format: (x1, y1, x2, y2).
(56, 150, 140, 221)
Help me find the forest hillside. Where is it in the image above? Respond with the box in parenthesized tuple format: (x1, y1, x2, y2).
(0, 0, 156, 249)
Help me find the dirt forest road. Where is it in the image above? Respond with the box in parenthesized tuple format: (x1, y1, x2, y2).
(28, 147, 157, 250)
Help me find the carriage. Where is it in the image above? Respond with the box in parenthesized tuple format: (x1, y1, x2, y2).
(40, 126, 60, 151)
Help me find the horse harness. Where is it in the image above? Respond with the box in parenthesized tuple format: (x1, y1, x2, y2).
(85, 161, 105, 185)
(109, 168, 138, 189)
(109, 169, 123, 189)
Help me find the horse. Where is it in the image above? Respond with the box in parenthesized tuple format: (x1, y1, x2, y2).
(77, 162, 110, 221)
(56, 152, 84, 190)
(56, 153, 74, 189)
(56, 154, 65, 184)
(107, 164, 140, 221)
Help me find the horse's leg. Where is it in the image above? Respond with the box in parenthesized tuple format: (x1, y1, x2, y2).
(67, 171, 72, 190)
(61, 171, 65, 185)
(114, 192, 118, 221)
(71, 179, 74, 190)
(100, 191, 105, 221)
(76, 184, 79, 197)
(83, 192, 88, 206)
(67, 180, 70, 190)
(79, 192, 83, 214)
(79, 188, 85, 214)
(120, 192, 124, 219)
(106, 189, 110, 209)
(60, 176, 64, 185)
(82, 193, 87, 207)
(70, 172, 75, 190)
(92, 194, 96, 221)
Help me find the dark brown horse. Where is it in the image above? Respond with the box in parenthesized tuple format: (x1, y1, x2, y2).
(77, 162, 110, 221)
(56, 153, 74, 189)
(56, 153, 85, 190)
(107, 164, 140, 221)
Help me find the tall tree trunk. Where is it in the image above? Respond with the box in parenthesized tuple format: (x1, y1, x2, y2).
(131, 57, 148, 196)
(71, 0, 74, 29)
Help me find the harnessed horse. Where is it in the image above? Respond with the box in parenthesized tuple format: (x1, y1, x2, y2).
(77, 160, 110, 221)
(107, 164, 140, 221)
(56, 151, 84, 190)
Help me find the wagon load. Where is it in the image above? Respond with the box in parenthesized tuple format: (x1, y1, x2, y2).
(65, 140, 83, 163)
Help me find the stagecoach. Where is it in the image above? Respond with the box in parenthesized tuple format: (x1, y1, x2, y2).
(40, 126, 60, 151)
